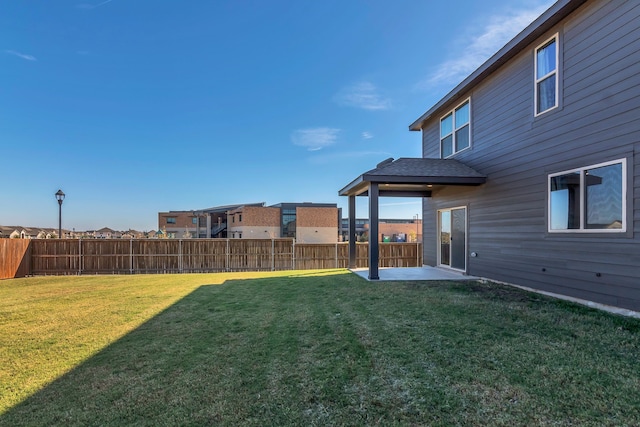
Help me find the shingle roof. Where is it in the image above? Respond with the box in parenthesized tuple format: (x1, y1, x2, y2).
(364, 158, 486, 179)
(339, 157, 486, 197)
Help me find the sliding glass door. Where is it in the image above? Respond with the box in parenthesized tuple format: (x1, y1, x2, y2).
(438, 207, 467, 271)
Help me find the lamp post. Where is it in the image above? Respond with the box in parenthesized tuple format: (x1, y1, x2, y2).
(55, 189, 65, 239)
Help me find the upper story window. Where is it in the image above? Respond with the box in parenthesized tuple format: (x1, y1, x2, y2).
(440, 99, 470, 158)
(549, 159, 626, 232)
(535, 34, 558, 116)
(192, 217, 197, 224)
(166, 217, 176, 224)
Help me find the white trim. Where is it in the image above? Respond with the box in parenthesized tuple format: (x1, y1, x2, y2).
(439, 98, 472, 159)
(534, 33, 559, 117)
(548, 158, 627, 233)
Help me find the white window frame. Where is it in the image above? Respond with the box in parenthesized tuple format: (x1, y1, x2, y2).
(534, 33, 559, 116)
(548, 158, 627, 233)
(439, 98, 471, 159)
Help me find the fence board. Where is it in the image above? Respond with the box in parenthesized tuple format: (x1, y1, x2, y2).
(181, 239, 227, 272)
(16, 239, 422, 276)
(0, 239, 32, 279)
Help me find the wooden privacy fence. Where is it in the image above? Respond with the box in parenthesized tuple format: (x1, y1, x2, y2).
(1, 239, 423, 277)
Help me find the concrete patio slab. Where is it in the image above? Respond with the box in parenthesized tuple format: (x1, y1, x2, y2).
(350, 266, 477, 281)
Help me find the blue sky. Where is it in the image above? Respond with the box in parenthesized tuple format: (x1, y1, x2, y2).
(1, 0, 553, 231)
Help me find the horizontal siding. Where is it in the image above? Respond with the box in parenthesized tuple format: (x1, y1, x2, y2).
(420, 0, 640, 311)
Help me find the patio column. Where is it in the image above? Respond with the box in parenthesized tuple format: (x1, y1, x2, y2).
(348, 195, 357, 269)
(368, 182, 379, 280)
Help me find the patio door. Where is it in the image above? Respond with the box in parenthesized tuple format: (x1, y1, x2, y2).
(438, 207, 467, 271)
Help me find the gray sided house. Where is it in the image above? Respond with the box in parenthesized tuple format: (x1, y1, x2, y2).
(340, 0, 640, 311)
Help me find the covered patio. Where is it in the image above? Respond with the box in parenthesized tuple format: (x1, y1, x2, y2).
(350, 266, 476, 281)
(339, 157, 486, 280)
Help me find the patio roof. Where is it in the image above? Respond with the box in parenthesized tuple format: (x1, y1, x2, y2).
(339, 157, 486, 281)
(338, 157, 486, 197)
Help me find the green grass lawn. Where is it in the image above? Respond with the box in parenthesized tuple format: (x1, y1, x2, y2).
(1, 270, 639, 426)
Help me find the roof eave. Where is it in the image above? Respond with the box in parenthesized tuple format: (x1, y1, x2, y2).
(408, 0, 587, 131)
(338, 175, 367, 197)
(362, 174, 485, 185)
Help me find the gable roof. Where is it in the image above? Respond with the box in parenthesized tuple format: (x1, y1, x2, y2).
(409, 0, 587, 131)
(339, 157, 486, 197)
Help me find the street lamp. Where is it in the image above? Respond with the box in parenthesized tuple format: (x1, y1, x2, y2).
(55, 189, 65, 239)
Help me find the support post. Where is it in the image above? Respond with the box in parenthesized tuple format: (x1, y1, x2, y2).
(368, 183, 379, 280)
(348, 195, 357, 269)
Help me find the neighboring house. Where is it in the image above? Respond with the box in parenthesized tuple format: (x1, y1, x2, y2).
(341, 0, 640, 311)
(0, 225, 150, 239)
(0, 226, 15, 238)
(93, 227, 122, 239)
(146, 230, 158, 239)
(0, 226, 59, 239)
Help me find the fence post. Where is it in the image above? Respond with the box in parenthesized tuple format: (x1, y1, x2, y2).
(335, 243, 338, 269)
(226, 238, 230, 272)
(292, 239, 295, 270)
(78, 239, 82, 275)
(129, 239, 132, 274)
(271, 239, 275, 271)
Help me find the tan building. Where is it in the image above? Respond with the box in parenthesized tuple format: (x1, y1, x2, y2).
(227, 206, 280, 239)
(295, 206, 339, 243)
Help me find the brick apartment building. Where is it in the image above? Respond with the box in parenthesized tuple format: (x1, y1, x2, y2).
(227, 203, 339, 243)
(158, 202, 340, 243)
(158, 203, 263, 239)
